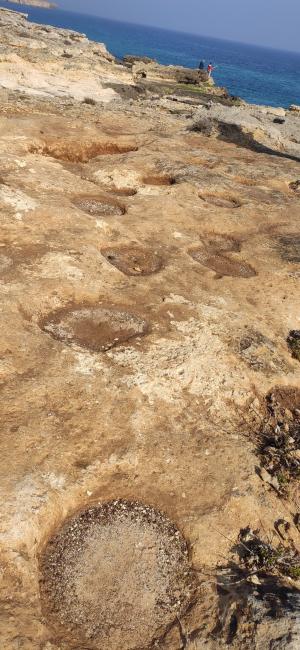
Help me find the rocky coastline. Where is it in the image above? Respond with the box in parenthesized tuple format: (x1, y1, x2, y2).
(4, 0, 57, 8)
(0, 7, 299, 650)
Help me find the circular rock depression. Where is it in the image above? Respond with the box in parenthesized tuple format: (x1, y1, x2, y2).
(277, 235, 300, 263)
(101, 244, 163, 276)
(73, 196, 125, 216)
(40, 500, 194, 649)
(199, 191, 242, 209)
(111, 187, 137, 196)
(29, 141, 138, 163)
(142, 174, 175, 186)
(189, 248, 256, 278)
(40, 304, 150, 351)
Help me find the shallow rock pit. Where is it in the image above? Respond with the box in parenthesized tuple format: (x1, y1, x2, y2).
(39, 303, 150, 352)
(199, 191, 242, 209)
(189, 248, 256, 278)
(110, 187, 137, 197)
(101, 244, 163, 276)
(39, 500, 194, 649)
(73, 196, 125, 217)
(29, 140, 138, 163)
(142, 174, 176, 186)
(276, 235, 300, 263)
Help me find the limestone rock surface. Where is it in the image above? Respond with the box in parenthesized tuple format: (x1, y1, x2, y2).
(0, 7, 299, 650)
(192, 102, 300, 159)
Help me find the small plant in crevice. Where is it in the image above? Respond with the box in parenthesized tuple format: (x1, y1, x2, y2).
(237, 527, 300, 581)
(287, 330, 300, 361)
(82, 97, 97, 105)
(256, 388, 300, 495)
(212, 524, 300, 648)
(289, 179, 300, 193)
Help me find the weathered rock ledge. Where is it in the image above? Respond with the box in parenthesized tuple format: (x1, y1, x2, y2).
(192, 102, 300, 161)
(0, 7, 299, 650)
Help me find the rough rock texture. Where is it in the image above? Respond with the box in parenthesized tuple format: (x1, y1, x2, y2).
(289, 105, 300, 114)
(0, 8, 299, 650)
(40, 500, 195, 649)
(192, 103, 300, 160)
(125, 56, 210, 85)
(0, 7, 120, 102)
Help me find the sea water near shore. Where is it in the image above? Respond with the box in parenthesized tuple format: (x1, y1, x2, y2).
(1, 1, 299, 108)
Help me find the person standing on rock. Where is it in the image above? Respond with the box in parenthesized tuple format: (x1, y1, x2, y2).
(207, 62, 214, 77)
(199, 60, 204, 70)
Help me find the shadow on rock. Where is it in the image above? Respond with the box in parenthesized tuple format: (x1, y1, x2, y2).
(213, 528, 300, 649)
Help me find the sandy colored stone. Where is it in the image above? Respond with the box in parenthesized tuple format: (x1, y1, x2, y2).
(0, 7, 299, 650)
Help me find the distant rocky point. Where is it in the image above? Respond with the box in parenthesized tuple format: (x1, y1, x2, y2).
(4, 0, 57, 9)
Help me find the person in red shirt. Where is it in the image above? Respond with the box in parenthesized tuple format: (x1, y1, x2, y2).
(207, 62, 214, 77)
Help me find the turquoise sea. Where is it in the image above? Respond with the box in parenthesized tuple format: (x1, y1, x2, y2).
(1, 2, 299, 108)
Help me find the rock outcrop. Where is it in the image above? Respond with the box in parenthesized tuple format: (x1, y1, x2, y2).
(4, 0, 57, 7)
(191, 102, 300, 160)
(0, 8, 299, 650)
(289, 104, 300, 114)
(124, 54, 210, 85)
(0, 6, 120, 102)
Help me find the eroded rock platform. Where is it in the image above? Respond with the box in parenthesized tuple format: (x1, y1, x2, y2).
(0, 7, 299, 650)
